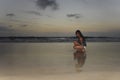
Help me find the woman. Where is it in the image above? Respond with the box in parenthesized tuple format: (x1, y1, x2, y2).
(73, 30, 87, 69)
(73, 30, 87, 53)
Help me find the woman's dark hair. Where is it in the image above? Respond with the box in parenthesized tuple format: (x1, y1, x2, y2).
(75, 30, 86, 41)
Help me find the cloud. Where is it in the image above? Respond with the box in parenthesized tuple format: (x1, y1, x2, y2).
(35, 0, 59, 10)
(6, 13, 15, 17)
(20, 24, 28, 27)
(0, 25, 14, 32)
(26, 11, 42, 16)
(9, 25, 13, 28)
(67, 14, 82, 19)
(0, 24, 22, 36)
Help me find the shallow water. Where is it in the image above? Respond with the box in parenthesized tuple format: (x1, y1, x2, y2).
(0, 42, 120, 77)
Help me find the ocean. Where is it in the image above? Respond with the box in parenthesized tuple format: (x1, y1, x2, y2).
(0, 37, 120, 42)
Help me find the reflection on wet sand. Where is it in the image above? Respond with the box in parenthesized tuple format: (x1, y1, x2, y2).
(73, 50, 86, 72)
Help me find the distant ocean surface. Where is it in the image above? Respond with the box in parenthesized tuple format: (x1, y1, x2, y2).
(0, 37, 120, 42)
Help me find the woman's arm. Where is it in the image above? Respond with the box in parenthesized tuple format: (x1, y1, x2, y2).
(73, 41, 83, 48)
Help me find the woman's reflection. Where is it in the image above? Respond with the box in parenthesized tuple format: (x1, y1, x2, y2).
(73, 50, 86, 71)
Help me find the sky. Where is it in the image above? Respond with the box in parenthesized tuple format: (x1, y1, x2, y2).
(0, 0, 120, 37)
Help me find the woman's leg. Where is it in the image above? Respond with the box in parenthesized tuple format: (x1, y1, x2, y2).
(73, 41, 85, 53)
(73, 41, 83, 49)
(73, 41, 81, 49)
(73, 41, 80, 46)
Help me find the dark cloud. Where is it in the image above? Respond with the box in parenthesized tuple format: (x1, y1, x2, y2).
(35, 0, 59, 10)
(20, 24, 28, 27)
(0, 25, 14, 32)
(26, 11, 42, 16)
(6, 13, 15, 17)
(67, 14, 82, 19)
(0, 24, 22, 36)
(9, 25, 13, 28)
(0, 26, 16, 36)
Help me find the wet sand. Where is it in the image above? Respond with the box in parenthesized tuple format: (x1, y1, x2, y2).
(0, 42, 120, 80)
